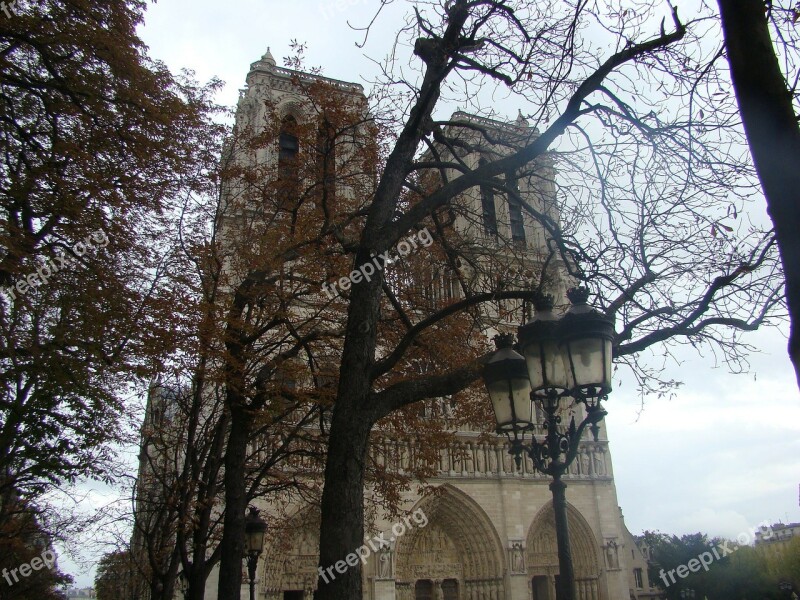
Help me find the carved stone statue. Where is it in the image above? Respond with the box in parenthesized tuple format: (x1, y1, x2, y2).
(510, 543, 525, 573)
(378, 546, 393, 578)
(580, 451, 591, 476)
(594, 451, 606, 476)
(605, 540, 619, 569)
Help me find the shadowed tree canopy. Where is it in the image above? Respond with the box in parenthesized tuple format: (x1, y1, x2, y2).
(643, 529, 796, 599)
(0, 495, 73, 599)
(0, 0, 224, 535)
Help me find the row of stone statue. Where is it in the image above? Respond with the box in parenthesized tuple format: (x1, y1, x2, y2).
(368, 439, 609, 479)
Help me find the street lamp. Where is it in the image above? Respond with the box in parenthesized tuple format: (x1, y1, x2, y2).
(482, 287, 614, 600)
(244, 506, 267, 600)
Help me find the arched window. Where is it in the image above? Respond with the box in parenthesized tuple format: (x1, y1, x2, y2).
(479, 158, 498, 237)
(278, 116, 300, 203)
(316, 120, 336, 202)
(633, 568, 644, 588)
(506, 168, 526, 245)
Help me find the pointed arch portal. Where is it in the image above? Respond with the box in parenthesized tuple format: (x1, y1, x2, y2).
(262, 505, 320, 598)
(395, 485, 505, 600)
(526, 503, 601, 600)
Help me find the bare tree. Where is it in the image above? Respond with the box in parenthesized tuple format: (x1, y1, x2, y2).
(126, 145, 339, 600)
(271, 3, 783, 600)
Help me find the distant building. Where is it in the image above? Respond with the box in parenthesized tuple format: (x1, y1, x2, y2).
(755, 522, 800, 555)
(65, 587, 96, 599)
(621, 529, 665, 600)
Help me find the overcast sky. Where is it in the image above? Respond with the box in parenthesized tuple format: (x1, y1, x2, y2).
(63, 0, 800, 587)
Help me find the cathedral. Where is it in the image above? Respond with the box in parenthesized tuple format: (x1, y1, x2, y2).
(176, 49, 665, 600)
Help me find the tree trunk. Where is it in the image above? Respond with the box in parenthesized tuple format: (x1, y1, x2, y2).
(187, 413, 228, 600)
(718, 0, 800, 388)
(314, 393, 375, 600)
(311, 9, 470, 597)
(150, 561, 178, 600)
(314, 242, 385, 600)
(187, 553, 207, 600)
(182, 506, 210, 600)
(217, 404, 249, 600)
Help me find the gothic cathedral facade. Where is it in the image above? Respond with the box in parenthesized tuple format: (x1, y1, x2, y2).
(204, 49, 663, 600)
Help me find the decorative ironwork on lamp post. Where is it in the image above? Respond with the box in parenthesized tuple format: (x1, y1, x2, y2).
(482, 287, 615, 600)
(244, 506, 267, 600)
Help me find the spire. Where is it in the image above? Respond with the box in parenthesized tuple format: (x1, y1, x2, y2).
(248, 47, 276, 80)
(261, 47, 276, 67)
(515, 109, 529, 128)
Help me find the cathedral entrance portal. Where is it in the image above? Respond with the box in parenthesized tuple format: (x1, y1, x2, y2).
(394, 486, 505, 600)
(263, 508, 320, 600)
(526, 505, 601, 600)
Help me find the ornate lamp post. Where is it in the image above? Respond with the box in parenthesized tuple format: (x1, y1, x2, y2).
(482, 288, 614, 600)
(244, 506, 268, 600)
